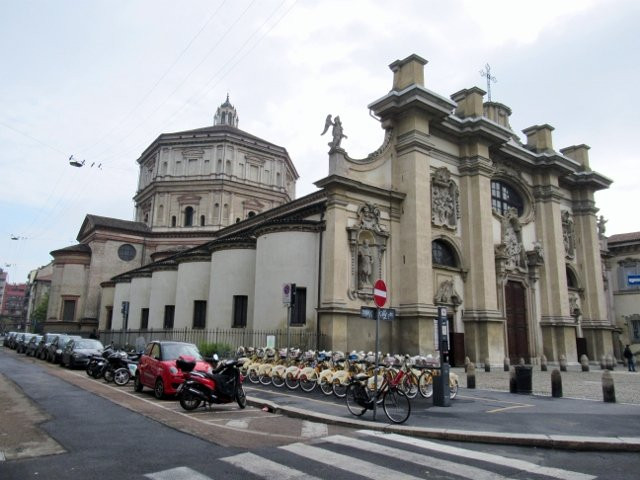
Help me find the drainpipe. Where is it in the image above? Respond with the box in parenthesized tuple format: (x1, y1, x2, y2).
(316, 211, 325, 351)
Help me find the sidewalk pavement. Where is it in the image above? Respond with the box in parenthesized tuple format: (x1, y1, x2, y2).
(244, 366, 640, 452)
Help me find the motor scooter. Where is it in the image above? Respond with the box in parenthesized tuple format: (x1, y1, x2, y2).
(176, 355, 246, 411)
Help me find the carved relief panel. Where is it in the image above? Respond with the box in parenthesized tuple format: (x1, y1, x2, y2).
(431, 167, 460, 230)
(495, 208, 527, 272)
(347, 203, 389, 300)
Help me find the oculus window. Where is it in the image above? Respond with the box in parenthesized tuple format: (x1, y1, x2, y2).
(118, 244, 136, 261)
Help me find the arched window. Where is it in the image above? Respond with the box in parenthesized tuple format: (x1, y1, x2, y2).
(200, 215, 205, 226)
(225, 160, 232, 175)
(491, 180, 524, 216)
(223, 204, 230, 224)
(184, 207, 194, 227)
(171, 216, 176, 227)
(566, 266, 579, 289)
(432, 239, 458, 268)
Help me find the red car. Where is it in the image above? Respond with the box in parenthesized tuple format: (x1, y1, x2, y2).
(134, 341, 211, 399)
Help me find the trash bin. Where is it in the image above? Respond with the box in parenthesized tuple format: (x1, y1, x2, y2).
(514, 365, 532, 394)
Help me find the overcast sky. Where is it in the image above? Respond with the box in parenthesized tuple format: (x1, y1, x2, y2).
(1, 0, 638, 284)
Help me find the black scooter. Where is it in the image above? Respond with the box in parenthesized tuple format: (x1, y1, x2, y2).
(176, 355, 246, 411)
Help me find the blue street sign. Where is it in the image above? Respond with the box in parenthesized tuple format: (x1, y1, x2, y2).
(360, 306, 396, 321)
(628, 275, 640, 287)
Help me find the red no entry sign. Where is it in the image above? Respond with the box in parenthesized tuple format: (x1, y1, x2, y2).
(373, 279, 387, 308)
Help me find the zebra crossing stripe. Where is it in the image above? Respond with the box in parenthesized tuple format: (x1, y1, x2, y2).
(221, 451, 322, 480)
(281, 442, 424, 480)
(323, 435, 515, 480)
(358, 430, 596, 480)
(144, 466, 212, 480)
(301, 420, 329, 438)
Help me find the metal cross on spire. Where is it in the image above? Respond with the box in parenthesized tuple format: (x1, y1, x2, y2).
(479, 63, 497, 102)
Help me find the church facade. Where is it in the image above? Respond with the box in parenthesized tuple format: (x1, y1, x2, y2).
(47, 54, 615, 365)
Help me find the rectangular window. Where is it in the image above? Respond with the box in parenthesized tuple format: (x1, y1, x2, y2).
(232, 295, 248, 328)
(106, 307, 113, 330)
(618, 261, 640, 291)
(163, 305, 175, 329)
(193, 301, 207, 329)
(62, 299, 76, 322)
(141, 308, 149, 329)
(291, 287, 307, 325)
(632, 320, 640, 342)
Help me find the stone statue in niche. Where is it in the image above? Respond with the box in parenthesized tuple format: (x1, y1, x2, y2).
(562, 210, 576, 259)
(500, 208, 526, 270)
(358, 239, 374, 288)
(431, 167, 459, 229)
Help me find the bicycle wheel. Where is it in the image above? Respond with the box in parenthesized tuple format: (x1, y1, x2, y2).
(418, 371, 433, 398)
(285, 375, 300, 390)
(319, 379, 334, 396)
(449, 378, 459, 400)
(382, 388, 411, 424)
(272, 374, 285, 388)
(259, 374, 272, 386)
(401, 374, 418, 399)
(333, 381, 348, 398)
(345, 383, 369, 417)
(247, 368, 260, 384)
(299, 375, 316, 393)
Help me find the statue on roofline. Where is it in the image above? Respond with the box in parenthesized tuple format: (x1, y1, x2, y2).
(321, 114, 347, 150)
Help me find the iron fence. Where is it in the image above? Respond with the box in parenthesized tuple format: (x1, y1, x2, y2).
(98, 327, 323, 355)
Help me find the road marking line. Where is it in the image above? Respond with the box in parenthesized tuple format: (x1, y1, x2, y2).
(487, 404, 533, 413)
(281, 443, 424, 480)
(222, 451, 323, 480)
(301, 420, 328, 438)
(359, 430, 595, 480)
(323, 434, 516, 480)
(145, 466, 212, 480)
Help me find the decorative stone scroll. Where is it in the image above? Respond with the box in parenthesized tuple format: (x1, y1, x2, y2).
(431, 167, 460, 230)
(561, 210, 576, 259)
(434, 279, 461, 306)
(347, 202, 389, 300)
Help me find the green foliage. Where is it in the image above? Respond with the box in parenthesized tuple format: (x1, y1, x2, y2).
(31, 293, 49, 323)
(198, 341, 233, 358)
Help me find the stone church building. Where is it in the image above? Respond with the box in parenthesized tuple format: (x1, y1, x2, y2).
(45, 54, 615, 365)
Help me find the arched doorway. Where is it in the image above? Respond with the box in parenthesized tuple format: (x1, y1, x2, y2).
(505, 280, 530, 363)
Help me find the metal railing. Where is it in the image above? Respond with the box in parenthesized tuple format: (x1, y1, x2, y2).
(98, 327, 323, 354)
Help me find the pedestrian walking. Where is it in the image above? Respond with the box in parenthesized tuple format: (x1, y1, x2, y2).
(623, 345, 636, 372)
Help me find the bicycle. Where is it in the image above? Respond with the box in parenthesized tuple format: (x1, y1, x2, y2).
(345, 365, 411, 424)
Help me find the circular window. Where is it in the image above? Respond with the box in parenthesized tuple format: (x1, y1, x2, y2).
(118, 244, 136, 262)
(491, 180, 524, 216)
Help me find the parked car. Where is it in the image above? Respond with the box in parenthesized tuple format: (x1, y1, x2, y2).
(61, 338, 104, 368)
(134, 341, 211, 399)
(25, 335, 44, 357)
(36, 333, 60, 360)
(16, 333, 37, 354)
(46, 334, 82, 363)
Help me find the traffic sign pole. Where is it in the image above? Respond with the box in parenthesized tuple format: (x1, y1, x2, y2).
(372, 279, 386, 421)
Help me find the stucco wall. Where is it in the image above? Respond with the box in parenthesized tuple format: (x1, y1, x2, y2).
(209, 248, 256, 328)
(148, 269, 178, 328)
(175, 261, 211, 329)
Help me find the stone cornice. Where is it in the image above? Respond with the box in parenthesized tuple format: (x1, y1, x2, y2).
(439, 115, 512, 146)
(368, 84, 456, 121)
(254, 219, 324, 237)
(458, 156, 494, 177)
(315, 174, 406, 204)
(571, 199, 599, 215)
(532, 185, 565, 203)
(562, 170, 613, 192)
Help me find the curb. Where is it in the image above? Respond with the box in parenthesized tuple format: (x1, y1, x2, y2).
(246, 397, 640, 452)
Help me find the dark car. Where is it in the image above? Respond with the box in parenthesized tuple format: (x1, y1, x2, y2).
(36, 333, 60, 360)
(61, 338, 104, 368)
(25, 335, 44, 357)
(16, 333, 37, 354)
(135, 341, 211, 399)
(46, 334, 82, 363)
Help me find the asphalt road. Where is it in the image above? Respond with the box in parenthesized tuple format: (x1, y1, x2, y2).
(2, 349, 640, 479)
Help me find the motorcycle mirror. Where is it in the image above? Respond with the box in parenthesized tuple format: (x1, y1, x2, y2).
(213, 353, 219, 362)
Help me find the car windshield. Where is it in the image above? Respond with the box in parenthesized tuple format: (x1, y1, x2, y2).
(76, 340, 103, 350)
(162, 343, 202, 361)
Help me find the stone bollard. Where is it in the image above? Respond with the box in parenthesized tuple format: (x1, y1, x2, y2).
(600, 355, 606, 370)
(504, 357, 510, 372)
(509, 367, 517, 393)
(605, 354, 614, 371)
(464, 356, 470, 373)
(551, 369, 563, 398)
(484, 358, 491, 372)
(580, 354, 590, 372)
(559, 354, 567, 372)
(467, 362, 476, 389)
(602, 370, 616, 403)
(518, 357, 525, 366)
(540, 355, 548, 372)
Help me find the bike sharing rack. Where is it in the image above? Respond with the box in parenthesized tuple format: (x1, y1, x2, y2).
(432, 306, 451, 407)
